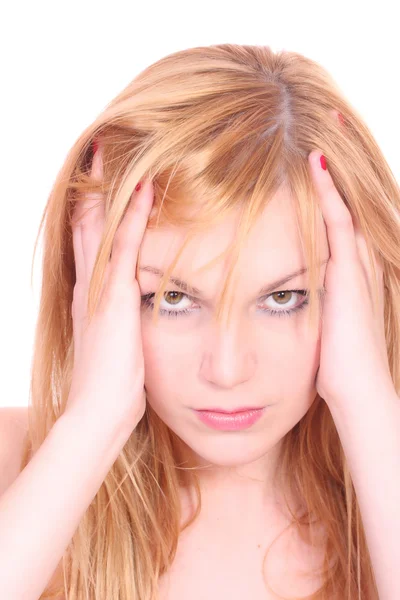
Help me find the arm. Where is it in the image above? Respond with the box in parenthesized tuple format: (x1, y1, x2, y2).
(0, 409, 132, 600)
(329, 389, 400, 600)
(306, 147, 400, 599)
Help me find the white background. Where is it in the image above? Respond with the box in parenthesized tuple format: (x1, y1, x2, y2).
(1, 0, 398, 408)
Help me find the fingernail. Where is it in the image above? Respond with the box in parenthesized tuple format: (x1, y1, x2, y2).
(93, 139, 99, 154)
(337, 113, 345, 126)
(135, 182, 142, 192)
(320, 155, 327, 170)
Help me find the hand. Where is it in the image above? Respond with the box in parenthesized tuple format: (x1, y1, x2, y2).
(66, 142, 154, 434)
(308, 150, 394, 407)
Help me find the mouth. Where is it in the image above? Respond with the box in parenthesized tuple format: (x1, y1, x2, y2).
(193, 406, 267, 431)
(196, 406, 265, 414)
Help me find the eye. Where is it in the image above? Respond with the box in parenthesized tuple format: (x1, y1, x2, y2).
(161, 291, 192, 309)
(140, 291, 198, 318)
(259, 290, 309, 318)
(140, 289, 310, 319)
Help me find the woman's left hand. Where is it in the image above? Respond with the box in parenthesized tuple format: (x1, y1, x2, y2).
(308, 149, 395, 408)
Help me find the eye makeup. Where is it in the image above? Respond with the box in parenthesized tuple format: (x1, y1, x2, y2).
(140, 289, 311, 320)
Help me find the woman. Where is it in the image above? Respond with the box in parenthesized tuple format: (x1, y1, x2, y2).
(2, 43, 399, 599)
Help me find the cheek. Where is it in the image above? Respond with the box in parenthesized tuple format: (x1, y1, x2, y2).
(287, 335, 321, 380)
(141, 324, 194, 397)
(263, 324, 321, 398)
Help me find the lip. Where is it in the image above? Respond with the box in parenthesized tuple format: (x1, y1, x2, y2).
(194, 407, 266, 431)
(197, 406, 265, 414)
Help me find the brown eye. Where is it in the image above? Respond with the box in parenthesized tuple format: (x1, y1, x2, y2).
(164, 291, 185, 305)
(259, 289, 309, 318)
(271, 291, 293, 305)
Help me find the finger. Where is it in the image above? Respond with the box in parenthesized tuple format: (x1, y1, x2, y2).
(308, 150, 359, 268)
(353, 220, 389, 368)
(108, 178, 154, 288)
(353, 220, 385, 319)
(72, 143, 105, 285)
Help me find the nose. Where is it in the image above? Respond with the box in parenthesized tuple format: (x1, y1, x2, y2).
(199, 319, 257, 389)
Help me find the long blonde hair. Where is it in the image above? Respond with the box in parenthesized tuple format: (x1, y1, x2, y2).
(21, 43, 400, 600)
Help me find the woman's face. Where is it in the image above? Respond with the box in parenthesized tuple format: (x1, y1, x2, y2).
(138, 185, 329, 468)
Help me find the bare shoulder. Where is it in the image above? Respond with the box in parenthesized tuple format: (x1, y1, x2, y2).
(0, 406, 29, 497)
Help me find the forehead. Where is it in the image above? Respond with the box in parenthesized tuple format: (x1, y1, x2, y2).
(140, 185, 327, 279)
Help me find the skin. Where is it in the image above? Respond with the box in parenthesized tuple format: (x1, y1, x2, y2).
(138, 182, 330, 524)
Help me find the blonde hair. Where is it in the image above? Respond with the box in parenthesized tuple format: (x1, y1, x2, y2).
(21, 43, 400, 600)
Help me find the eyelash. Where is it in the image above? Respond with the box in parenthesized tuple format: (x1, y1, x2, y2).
(140, 289, 310, 320)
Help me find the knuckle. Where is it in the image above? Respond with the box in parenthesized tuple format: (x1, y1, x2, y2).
(73, 198, 104, 226)
(72, 282, 85, 301)
(79, 214, 102, 233)
(72, 285, 87, 314)
(106, 278, 140, 308)
(108, 278, 132, 299)
(335, 212, 354, 230)
(111, 232, 124, 256)
(327, 200, 353, 228)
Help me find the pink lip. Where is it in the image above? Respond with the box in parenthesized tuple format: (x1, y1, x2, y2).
(198, 406, 264, 414)
(194, 407, 266, 431)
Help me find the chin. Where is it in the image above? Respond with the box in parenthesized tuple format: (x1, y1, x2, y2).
(174, 428, 276, 468)
(146, 401, 281, 468)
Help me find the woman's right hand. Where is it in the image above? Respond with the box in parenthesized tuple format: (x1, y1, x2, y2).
(65, 142, 154, 435)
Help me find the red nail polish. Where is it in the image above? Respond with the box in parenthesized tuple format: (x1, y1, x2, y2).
(320, 155, 327, 170)
(135, 182, 142, 192)
(92, 139, 99, 154)
(338, 113, 345, 126)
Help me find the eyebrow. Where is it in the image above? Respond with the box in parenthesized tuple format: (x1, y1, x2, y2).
(139, 259, 329, 298)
